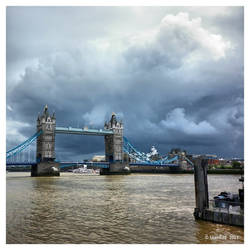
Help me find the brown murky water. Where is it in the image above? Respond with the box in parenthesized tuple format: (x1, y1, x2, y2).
(6, 172, 243, 244)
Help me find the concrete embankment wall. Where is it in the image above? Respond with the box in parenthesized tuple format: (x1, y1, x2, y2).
(207, 169, 243, 174)
(194, 208, 244, 227)
(129, 165, 243, 174)
(130, 165, 182, 173)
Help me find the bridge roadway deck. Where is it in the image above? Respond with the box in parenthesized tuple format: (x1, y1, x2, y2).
(6, 161, 110, 169)
(129, 163, 179, 167)
(59, 161, 110, 169)
(7, 162, 179, 168)
(6, 162, 37, 166)
(55, 127, 114, 136)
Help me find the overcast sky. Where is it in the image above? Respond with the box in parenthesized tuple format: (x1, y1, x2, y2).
(6, 6, 244, 160)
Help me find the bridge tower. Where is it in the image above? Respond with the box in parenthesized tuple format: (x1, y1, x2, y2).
(31, 105, 60, 176)
(102, 113, 130, 174)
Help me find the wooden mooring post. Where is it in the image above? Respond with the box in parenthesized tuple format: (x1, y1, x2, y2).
(193, 157, 243, 227)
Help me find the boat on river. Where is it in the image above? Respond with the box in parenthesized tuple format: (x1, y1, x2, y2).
(72, 165, 100, 175)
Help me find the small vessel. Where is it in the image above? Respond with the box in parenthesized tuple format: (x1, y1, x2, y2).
(73, 165, 100, 175)
(213, 175, 244, 210)
(213, 192, 238, 208)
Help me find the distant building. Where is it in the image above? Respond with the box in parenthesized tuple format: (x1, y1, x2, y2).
(147, 146, 160, 161)
(123, 152, 136, 163)
(92, 155, 105, 162)
(168, 148, 194, 170)
(170, 148, 186, 155)
(169, 148, 187, 159)
(208, 159, 220, 165)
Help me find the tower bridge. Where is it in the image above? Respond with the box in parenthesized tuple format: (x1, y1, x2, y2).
(6, 105, 193, 176)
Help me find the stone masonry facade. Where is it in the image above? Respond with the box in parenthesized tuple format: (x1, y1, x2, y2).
(104, 113, 123, 162)
(36, 105, 56, 162)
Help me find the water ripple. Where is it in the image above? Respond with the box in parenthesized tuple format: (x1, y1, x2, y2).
(7, 172, 243, 244)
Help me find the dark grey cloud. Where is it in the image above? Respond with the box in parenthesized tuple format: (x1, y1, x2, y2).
(6, 7, 244, 160)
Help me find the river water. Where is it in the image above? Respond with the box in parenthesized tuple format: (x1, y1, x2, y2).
(6, 172, 244, 244)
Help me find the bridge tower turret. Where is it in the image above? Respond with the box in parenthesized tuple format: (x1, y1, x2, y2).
(36, 105, 56, 161)
(32, 105, 59, 176)
(104, 112, 123, 162)
(102, 113, 130, 174)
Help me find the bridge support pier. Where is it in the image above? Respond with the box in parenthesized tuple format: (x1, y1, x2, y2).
(100, 162, 130, 175)
(31, 162, 60, 177)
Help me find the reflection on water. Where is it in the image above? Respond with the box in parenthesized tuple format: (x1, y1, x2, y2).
(6, 172, 243, 244)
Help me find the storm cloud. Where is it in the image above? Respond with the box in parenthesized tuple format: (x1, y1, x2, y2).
(6, 6, 244, 160)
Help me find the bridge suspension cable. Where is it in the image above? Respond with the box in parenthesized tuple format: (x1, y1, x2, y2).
(6, 130, 42, 159)
(123, 137, 180, 165)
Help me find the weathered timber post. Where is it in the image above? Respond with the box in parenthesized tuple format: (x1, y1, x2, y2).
(193, 157, 209, 219)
